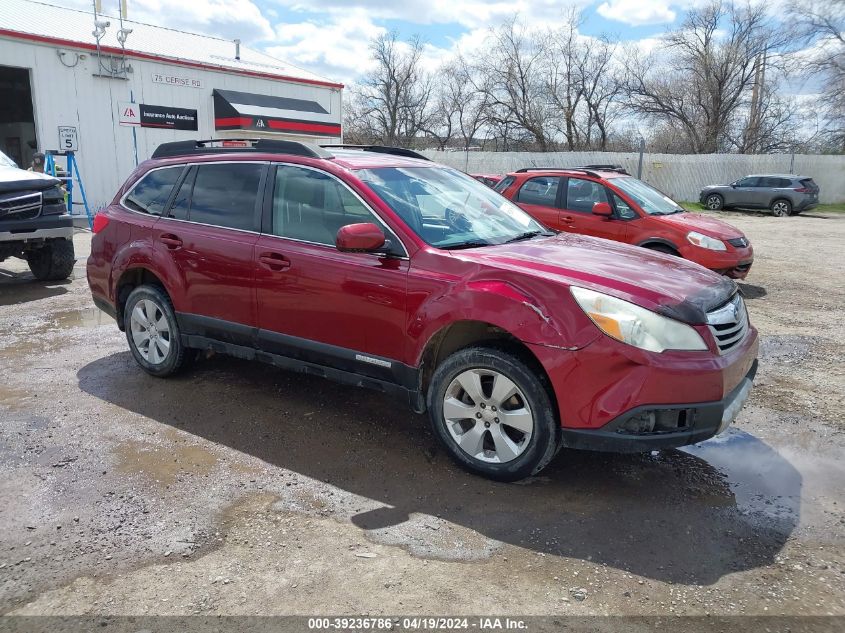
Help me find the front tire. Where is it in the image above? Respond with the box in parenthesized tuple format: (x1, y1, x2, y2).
(705, 194, 724, 210)
(427, 346, 559, 482)
(124, 285, 191, 377)
(771, 199, 792, 217)
(26, 238, 75, 280)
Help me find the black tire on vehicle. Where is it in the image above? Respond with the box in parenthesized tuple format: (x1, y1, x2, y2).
(123, 285, 191, 378)
(26, 238, 75, 281)
(705, 194, 724, 210)
(427, 346, 560, 482)
(771, 199, 793, 217)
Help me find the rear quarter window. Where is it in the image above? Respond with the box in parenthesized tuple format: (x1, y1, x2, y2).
(493, 176, 515, 194)
(124, 167, 184, 215)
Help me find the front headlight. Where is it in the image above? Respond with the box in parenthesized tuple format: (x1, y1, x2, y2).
(687, 231, 726, 251)
(571, 287, 708, 353)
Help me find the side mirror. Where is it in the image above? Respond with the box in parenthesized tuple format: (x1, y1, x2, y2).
(592, 201, 613, 217)
(336, 223, 386, 253)
(731, 182, 738, 188)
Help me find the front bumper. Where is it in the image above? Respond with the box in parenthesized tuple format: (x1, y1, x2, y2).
(528, 322, 758, 444)
(0, 214, 74, 243)
(559, 360, 757, 452)
(679, 243, 754, 280)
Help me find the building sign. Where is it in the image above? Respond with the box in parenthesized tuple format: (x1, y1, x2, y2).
(212, 88, 341, 137)
(58, 126, 78, 151)
(119, 102, 140, 126)
(152, 73, 204, 89)
(118, 102, 199, 131)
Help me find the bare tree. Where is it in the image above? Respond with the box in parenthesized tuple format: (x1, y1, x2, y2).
(625, 1, 786, 153)
(351, 31, 433, 146)
(787, 0, 845, 150)
(545, 10, 585, 150)
(478, 18, 556, 151)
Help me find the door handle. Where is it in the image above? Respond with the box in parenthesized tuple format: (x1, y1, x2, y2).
(258, 252, 291, 271)
(160, 233, 182, 250)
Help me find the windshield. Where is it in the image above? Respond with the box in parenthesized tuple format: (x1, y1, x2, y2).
(357, 166, 548, 249)
(0, 150, 17, 168)
(612, 177, 684, 215)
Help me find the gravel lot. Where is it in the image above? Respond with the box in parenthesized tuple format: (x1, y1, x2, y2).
(0, 210, 843, 622)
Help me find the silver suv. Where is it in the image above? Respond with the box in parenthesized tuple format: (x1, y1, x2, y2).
(700, 174, 820, 217)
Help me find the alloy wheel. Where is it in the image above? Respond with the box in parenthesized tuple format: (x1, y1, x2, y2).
(130, 299, 172, 364)
(706, 195, 722, 210)
(772, 201, 790, 217)
(442, 369, 534, 463)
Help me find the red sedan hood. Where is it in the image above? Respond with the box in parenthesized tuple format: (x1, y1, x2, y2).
(465, 234, 736, 324)
(657, 212, 745, 239)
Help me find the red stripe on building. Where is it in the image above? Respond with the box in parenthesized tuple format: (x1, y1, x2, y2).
(215, 117, 254, 128)
(0, 29, 344, 89)
(268, 120, 342, 134)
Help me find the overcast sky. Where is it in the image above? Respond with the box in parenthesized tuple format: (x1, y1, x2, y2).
(55, 0, 728, 85)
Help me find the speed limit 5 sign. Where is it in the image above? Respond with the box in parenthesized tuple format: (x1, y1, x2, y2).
(58, 126, 78, 152)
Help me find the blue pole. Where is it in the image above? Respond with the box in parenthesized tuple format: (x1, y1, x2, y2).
(130, 89, 139, 166)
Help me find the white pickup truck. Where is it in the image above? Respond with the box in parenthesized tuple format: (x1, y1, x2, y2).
(0, 150, 75, 280)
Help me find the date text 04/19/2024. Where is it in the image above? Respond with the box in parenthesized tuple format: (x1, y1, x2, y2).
(307, 617, 528, 630)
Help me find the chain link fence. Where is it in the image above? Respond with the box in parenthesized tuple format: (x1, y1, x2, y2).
(422, 150, 845, 204)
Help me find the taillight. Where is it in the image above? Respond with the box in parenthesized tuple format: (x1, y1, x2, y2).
(794, 187, 810, 193)
(92, 213, 110, 234)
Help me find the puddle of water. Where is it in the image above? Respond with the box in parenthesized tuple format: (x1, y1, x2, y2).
(46, 307, 111, 330)
(0, 384, 30, 408)
(115, 439, 219, 487)
(683, 428, 844, 526)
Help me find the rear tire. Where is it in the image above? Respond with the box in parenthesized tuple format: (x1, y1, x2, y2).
(26, 238, 75, 281)
(705, 194, 724, 210)
(427, 346, 560, 482)
(771, 199, 792, 217)
(124, 285, 191, 378)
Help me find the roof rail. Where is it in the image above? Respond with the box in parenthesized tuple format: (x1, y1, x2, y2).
(150, 139, 333, 160)
(320, 144, 430, 161)
(515, 167, 601, 178)
(581, 164, 629, 174)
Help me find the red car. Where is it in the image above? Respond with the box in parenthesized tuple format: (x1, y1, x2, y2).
(471, 173, 503, 188)
(87, 140, 758, 481)
(495, 167, 754, 279)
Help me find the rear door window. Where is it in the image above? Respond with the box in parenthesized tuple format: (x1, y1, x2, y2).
(124, 166, 184, 216)
(516, 176, 560, 206)
(167, 166, 195, 220)
(188, 163, 263, 231)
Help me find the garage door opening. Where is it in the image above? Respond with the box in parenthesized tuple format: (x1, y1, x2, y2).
(0, 65, 38, 168)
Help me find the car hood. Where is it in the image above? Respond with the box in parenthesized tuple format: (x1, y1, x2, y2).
(0, 166, 61, 194)
(465, 234, 737, 324)
(656, 212, 745, 239)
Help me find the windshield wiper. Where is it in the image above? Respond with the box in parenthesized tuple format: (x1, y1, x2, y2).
(441, 240, 493, 250)
(503, 230, 549, 244)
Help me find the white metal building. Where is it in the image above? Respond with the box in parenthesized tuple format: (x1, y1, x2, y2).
(0, 0, 343, 210)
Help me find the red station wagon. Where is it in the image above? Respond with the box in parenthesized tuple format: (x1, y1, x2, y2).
(495, 167, 755, 279)
(87, 140, 758, 481)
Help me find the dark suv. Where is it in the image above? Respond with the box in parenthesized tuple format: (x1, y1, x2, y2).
(700, 174, 819, 217)
(87, 140, 758, 481)
(0, 150, 75, 280)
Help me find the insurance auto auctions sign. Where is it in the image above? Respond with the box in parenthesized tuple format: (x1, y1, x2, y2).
(118, 102, 198, 131)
